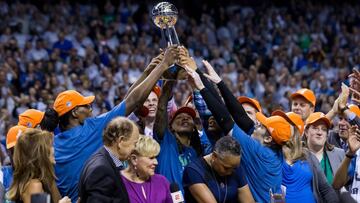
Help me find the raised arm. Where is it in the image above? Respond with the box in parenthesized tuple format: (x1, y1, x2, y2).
(124, 47, 177, 116)
(153, 80, 176, 141)
(124, 51, 164, 98)
(202, 60, 254, 133)
(333, 125, 360, 189)
(326, 83, 349, 121)
(184, 66, 234, 135)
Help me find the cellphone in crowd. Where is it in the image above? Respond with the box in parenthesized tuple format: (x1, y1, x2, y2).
(31, 193, 51, 203)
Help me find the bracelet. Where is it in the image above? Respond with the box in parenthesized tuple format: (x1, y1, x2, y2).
(346, 153, 355, 159)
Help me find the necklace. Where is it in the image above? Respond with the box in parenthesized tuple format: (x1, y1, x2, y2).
(208, 159, 228, 203)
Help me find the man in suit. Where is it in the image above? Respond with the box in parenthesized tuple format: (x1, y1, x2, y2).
(79, 117, 140, 203)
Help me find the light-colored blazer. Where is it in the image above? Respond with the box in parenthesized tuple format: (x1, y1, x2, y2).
(326, 147, 357, 203)
(326, 147, 345, 175)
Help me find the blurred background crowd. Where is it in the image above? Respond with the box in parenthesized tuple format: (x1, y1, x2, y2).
(0, 0, 359, 143)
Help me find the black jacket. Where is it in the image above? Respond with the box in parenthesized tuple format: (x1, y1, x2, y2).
(78, 147, 130, 203)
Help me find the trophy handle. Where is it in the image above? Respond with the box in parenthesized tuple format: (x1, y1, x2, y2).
(165, 27, 174, 45)
(170, 26, 180, 45)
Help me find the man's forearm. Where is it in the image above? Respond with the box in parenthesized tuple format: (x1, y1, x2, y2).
(332, 157, 352, 189)
(154, 81, 175, 140)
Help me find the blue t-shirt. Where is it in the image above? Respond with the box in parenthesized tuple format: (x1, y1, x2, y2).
(183, 157, 247, 203)
(54, 101, 126, 202)
(156, 128, 198, 191)
(282, 160, 316, 203)
(2, 166, 13, 192)
(231, 124, 283, 203)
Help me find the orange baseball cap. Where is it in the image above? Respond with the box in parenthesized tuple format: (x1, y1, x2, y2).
(152, 85, 161, 98)
(272, 110, 304, 135)
(18, 109, 45, 128)
(256, 112, 292, 145)
(349, 104, 360, 117)
(305, 112, 331, 128)
(6, 125, 27, 149)
(54, 90, 95, 116)
(290, 88, 316, 106)
(238, 96, 262, 112)
(170, 106, 197, 123)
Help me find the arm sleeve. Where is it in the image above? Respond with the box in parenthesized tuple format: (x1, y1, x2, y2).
(347, 157, 356, 180)
(348, 115, 360, 128)
(183, 165, 204, 187)
(217, 81, 255, 133)
(199, 88, 234, 135)
(196, 69, 223, 104)
(82, 166, 127, 203)
(193, 90, 212, 128)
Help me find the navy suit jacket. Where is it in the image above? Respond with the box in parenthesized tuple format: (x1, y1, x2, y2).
(79, 147, 130, 203)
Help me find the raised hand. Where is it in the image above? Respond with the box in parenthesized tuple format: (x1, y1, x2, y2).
(338, 83, 350, 110)
(348, 126, 360, 155)
(178, 46, 197, 71)
(202, 60, 222, 84)
(184, 65, 205, 90)
(163, 45, 179, 68)
(144, 51, 164, 74)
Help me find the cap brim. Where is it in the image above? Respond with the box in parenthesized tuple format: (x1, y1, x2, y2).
(290, 92, 306, 101)
(290, 93, 314, 106)
(307, 117, 331, 128)
(255, 112, 267, 127)
(79, 96, 95, 105)
(6, 142, 15, 149)
(175, 107, 196, 119)
(238, 97, 261, 112)
(272, 110, 304, 134)
(171, 107, 197, 124)
(272, 110, 295, 126)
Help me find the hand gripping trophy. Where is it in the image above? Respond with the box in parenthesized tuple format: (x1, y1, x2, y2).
(152, 2, 188, 80)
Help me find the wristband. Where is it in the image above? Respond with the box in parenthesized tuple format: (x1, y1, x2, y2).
(346, 153, 355, 159)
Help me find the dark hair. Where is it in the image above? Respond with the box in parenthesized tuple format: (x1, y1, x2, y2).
(103, 117, 136, 146)
(40, 108, 72, 132)
(40, 108, 59, 132)
(213, 136, 241, 158)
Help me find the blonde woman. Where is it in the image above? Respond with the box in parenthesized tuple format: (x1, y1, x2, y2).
(121, 135, 172, 203)
(8, 129, 70, 203)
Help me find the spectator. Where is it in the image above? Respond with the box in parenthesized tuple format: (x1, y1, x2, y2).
(183, 136, 255, 203)
(79, 117, 139, 203)
(121, 135, 172, 203)
(8, 128, 71, 203)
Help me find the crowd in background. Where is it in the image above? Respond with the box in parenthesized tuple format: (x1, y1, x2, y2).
(0, 0, 360, 157)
